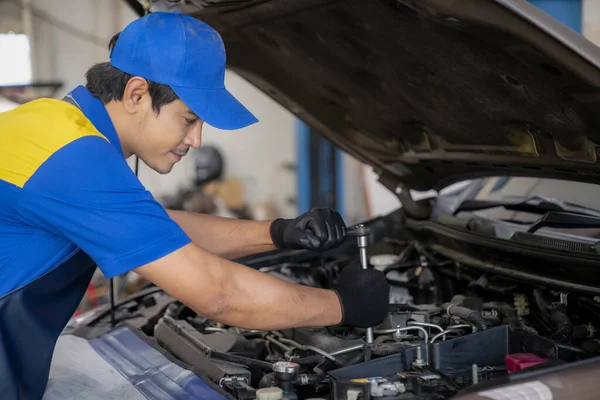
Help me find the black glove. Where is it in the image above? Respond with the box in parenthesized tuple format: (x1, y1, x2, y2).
(331, 267, 389, 328)
(270, 207, 347, 251)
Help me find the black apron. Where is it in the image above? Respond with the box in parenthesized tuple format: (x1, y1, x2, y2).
(0, 251, 96, 399)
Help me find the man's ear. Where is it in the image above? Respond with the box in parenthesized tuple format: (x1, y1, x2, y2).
(122, 77, 150, 114)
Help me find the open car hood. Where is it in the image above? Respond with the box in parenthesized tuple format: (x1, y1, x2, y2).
(152, 0, 600, 192)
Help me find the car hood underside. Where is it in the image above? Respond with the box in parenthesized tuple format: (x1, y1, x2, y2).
(164, 0, 600, 191)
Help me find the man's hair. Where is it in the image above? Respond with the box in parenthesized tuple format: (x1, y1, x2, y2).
(85, 33, 179, 113)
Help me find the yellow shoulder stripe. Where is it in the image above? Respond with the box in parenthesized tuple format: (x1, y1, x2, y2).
(0, 99, 108, 188)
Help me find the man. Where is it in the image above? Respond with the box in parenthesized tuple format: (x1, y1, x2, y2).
(0, 11, 389, 399)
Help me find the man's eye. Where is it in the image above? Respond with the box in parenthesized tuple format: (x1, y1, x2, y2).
(185, 118, 197, 125)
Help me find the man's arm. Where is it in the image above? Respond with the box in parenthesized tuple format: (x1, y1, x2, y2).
(166, 210, 276, 259)
(167, 207, 349, 259)
(135, 242, 342, 330)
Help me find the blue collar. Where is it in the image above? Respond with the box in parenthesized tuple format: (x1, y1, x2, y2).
(66, 86, 124, 158)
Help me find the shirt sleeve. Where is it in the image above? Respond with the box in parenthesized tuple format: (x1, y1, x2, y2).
(17, 135, 192, 278)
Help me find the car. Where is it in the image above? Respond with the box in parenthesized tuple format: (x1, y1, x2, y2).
(44, 0, 600, 399)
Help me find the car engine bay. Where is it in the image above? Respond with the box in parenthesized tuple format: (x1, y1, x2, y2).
(68, 210, 600, 400)
(67, 1, 600, 398)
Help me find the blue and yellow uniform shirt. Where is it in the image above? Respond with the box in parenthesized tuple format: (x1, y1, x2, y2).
(0, 85, 192, 296)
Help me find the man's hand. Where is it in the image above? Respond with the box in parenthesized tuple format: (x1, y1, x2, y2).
(270, 207, 347, 251)
(332, 267, 389, 328)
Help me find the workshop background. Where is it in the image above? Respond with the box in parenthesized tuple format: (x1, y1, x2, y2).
(3, 0, 595, 225)
(0, 0, 596, 308)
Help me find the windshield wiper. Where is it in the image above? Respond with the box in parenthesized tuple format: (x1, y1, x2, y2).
(528, 211, 600, 233)
(453, 195, 600, 218)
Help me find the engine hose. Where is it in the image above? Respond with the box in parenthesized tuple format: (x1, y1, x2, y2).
(371, 342, 410, 356)
(468, 276, 518, 294)
(557, 342, 590, 357)
(210, 350, 274, 370)
(532, 289, 551, 311)
(294, 355, 345, 368)
(385, 278, 421, 289)
(533, 289, 573, 344)
(363, 345, 372, 361)
(437, 267, 478, 283)
(344, 351, 364, 367)
(548, 305, 573, 344)
(363, 340, 409, 360)
(468, 312, 489, 332)
(375, 335, 395, 344)
(294, 355, 324, 366)
(443, 303, 489, 331)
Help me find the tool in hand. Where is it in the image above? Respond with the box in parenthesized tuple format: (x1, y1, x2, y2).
(347, 224, 374, 344)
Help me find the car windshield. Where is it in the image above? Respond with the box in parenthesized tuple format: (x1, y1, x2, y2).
(469, 176, 600, 237)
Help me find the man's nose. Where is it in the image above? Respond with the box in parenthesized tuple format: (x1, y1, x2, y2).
(185, 123, 203, 149)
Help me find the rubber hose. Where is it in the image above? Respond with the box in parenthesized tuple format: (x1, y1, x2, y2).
(344, 351, 364, 367)
(533, 289, 551, 311)
(548, 305, 573, 344)
(294, 355, 345, 368)
(386, 278, 420, 289)
(487, 282, 518, 293)
(437, 267, 477, 283)
(294, 355, 326, 366)
(487, 304, 522, 328)
(467, 311, 489, 332)
(443, 303, 489, 331)
(375, 335, 395, 344)
(556, 342, 589, 357)
(533, 289, 573, 344)
(210, 350, 273, 370)
(371, 342, 409, 356)
(468, 277, 518, 294)
(363, 345, 372, 361)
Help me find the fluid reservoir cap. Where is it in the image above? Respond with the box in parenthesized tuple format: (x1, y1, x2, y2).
(256, 387, 284, 400)
(370, 254, 401, 271)
(273, 361, 300, 374)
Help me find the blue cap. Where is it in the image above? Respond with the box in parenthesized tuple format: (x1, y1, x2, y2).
(109, 12, 258, 130)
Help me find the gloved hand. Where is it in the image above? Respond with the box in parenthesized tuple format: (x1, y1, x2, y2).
(331, 267, 389, 328)
(270, 207, 347, 251)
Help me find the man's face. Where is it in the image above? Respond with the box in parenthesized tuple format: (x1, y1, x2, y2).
(134, 99, 204, 174)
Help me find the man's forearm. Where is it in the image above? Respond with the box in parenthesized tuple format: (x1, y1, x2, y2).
(167, 209, 277, 259)
(136, 243, 343, 330)
(216, 257, 343, 330)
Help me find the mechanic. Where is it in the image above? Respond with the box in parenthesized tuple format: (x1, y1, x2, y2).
(0, 11, 389, 399)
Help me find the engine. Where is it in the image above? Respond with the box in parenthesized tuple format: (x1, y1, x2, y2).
(142, 236, 600, 400)
(154, 303, 482, 400)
